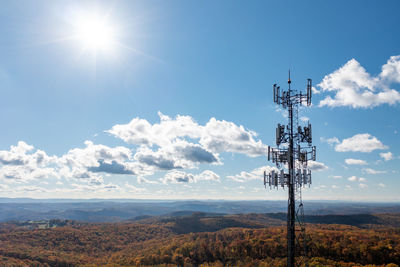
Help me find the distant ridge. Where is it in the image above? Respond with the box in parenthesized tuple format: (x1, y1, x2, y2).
(0, 199, 399, 222)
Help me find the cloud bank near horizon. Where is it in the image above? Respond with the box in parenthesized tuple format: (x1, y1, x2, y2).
(0, 113, 270, 192)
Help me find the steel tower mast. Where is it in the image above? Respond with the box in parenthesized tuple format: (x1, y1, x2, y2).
(264, 72, 316, 267)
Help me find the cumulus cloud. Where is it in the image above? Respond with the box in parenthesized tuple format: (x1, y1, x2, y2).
(348, 176, 357, 182)
(0, 113, 269, 189)
(379, 151, 394, 161)
(0, 141, 34, 165)
(0, 140, 221, 187)
(380, 55, 400, 83)
(348, 176, 366, 182)
(70, 182, 122, 193)
(175, 142, 219, 164)
(345, 158, 367, 165)
(57, 141, 141, 180)
(0, 141, 57, 181)
(0, 140, 148, 184)
(228, 161, 326, 183)
(103, 112, 268, 183)
(318, 56, 400, 108)
(87, 159, 136, 175)
(160, 170, 220, 184)
(378, 183, 386, 188)
(196, 170, 220, 182)
(200, 118, 267, 156)
(134, 140, 220, 170)
(0, 184, 10, 191)
(308, 161, 328, 171)
(107, 112, 267, 157)
(124, 183, 147, 193)
(334, 134, 388, 153)
(359, 183, 368, 189)
(227, 166, 278, 183)
(320, 137, 340, 146)
(106, 113, 199, 147)
(137, 176, 158, 184)
(15, 185, 48, 193)
(363, 168, 386, 175)
(134, 146, 179, 170)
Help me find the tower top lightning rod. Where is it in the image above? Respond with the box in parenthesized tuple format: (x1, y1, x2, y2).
(264, 71, 315, 267)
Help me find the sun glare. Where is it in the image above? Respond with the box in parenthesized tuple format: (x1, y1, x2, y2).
(74, 14, 116, 52)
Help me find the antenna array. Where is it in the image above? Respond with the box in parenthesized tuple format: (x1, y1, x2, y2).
(264, 72, 316, 267)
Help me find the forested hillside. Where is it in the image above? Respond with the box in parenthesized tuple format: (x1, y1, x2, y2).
(0, 213, 399, 266)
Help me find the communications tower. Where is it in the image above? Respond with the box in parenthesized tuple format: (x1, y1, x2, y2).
(264, 72, 316, 267)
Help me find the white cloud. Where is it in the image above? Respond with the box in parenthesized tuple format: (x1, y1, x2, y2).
(318, 56, 400, 108)
(0, 184, 10, 191)
(106, 113, 199, 147)
(227, 166, 278, 183)
(70, 182, 122, 193)
(330, 175, 342, 179)
(107, 112, 268, 157)
(335, 134, 388, 153)
(331, 185, 339, 189)
(1, 113, 263, 187)
(161, 170, 192, 184)
(0, 113, 269, 187)
(124, 183, 146, 193)
(378, 183, 386, 188)
(379, 151, 394, 161)
(0, 141, 58, 181)
(300, 116, 309, 122)
(359, 183, 368, 189)
(196, 170, 220, 182)
(0, 141, 34, 165)
(380, 55, 400, 83)
(228, 161, 326, 183)
(312, 86, 320, 94)
(345, 158, 367, 165)
(160, 170, 220, 184)
(133, 140, 220, 170)
(137, 176, 158, 184)
(201, 118, 268, 156)
(57, 140, 142, 180)
(15, 185, 48, 193)
(0, 140, 149, 184)
(320, 137, 340, 146)
(363, 168, 386, 175)
(308, 161, 328, 171)
(348, 176, 366, 182)
(275, 107, 288, 118)
(348, 176, 358, 182)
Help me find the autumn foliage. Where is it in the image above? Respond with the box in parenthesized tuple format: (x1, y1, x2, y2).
(0, 214, 399, 266)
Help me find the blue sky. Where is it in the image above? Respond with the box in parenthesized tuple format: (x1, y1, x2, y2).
(0, 0, 400, 201)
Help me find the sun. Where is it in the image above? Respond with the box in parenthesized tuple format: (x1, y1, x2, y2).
(74, 14, 117, 53)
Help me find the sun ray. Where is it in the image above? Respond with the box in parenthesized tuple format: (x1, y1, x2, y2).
(115, 42, 165, 64)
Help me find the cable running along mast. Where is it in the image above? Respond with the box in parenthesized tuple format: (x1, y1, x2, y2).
(264, 72, 316, 267)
